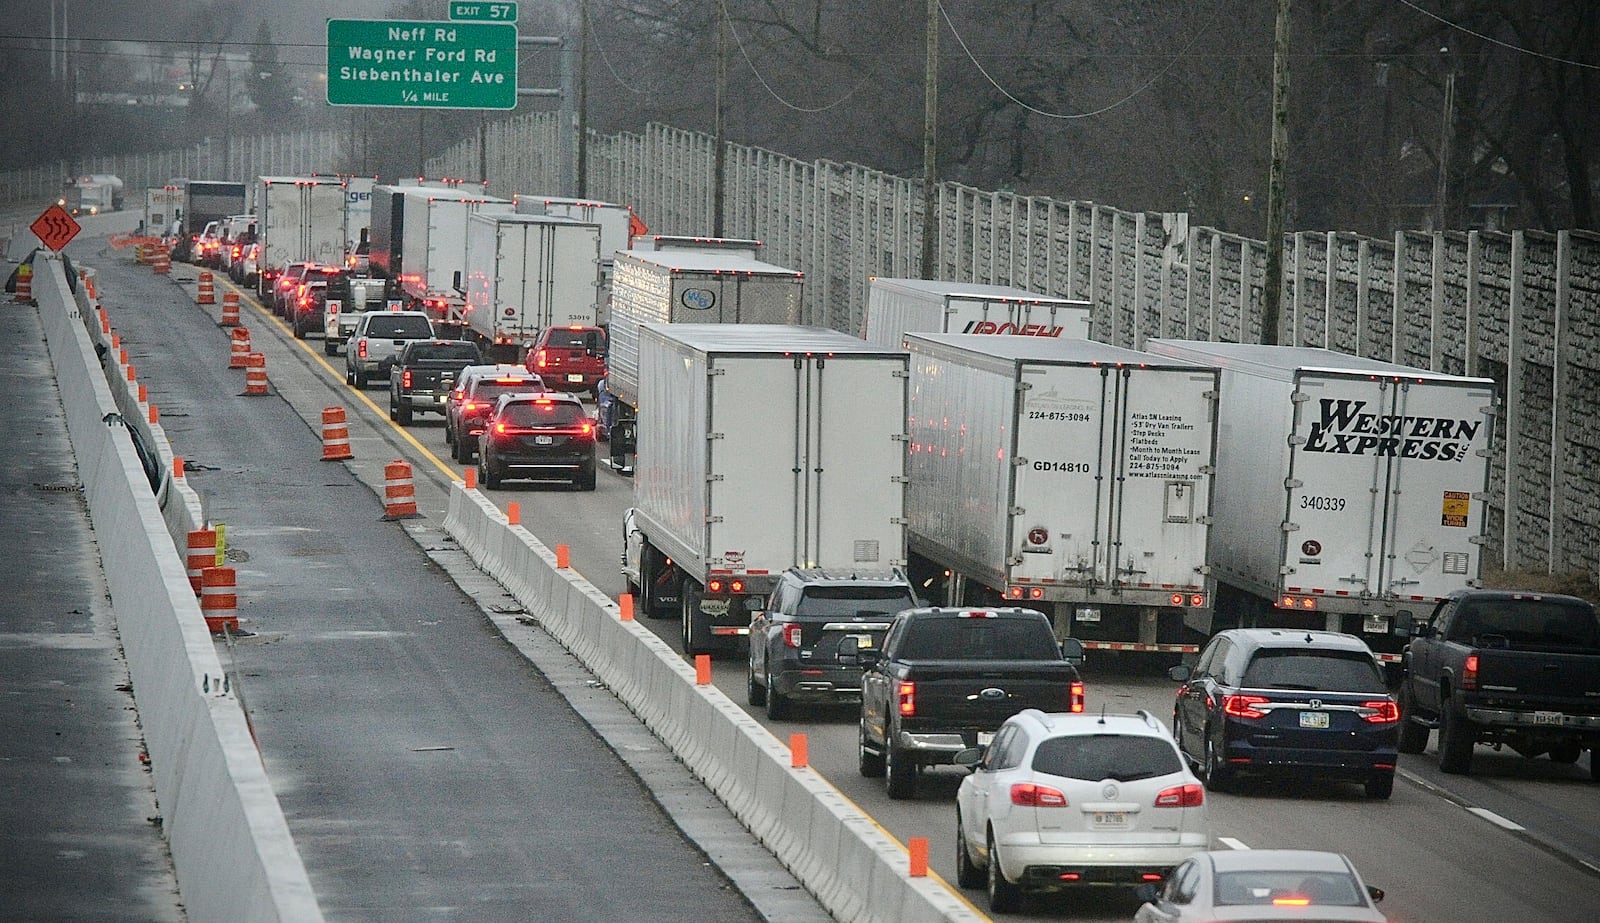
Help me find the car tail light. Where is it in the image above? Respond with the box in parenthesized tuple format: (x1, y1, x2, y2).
(897, 680, 915, 717)
(402, 369, 413, 389)
(534, 349, 548, 369)
(580, 421, 594, 437)
(1361, 700, 1401, 723)
(1069, 680, 1085, 713)
(1223, 694, 1270, 719)
(1010, 783, 1068, 807)
(358, 340, 368, 359)
(958, 610, 997, 619)
(1273, 896, 1312, 906)
(782, 623, 803, 648)
(1154, 783, 1204, 807)
(1462, 653, 1479, 691)
(462, 401, 478, 412)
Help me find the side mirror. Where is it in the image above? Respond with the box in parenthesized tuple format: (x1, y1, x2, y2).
(1393, 611, 1415, 638)
(857, 649, 882, 668)
(1168, 664, 1193, 682)
(952, 746, 984, 768)
(1367, 885, 1385, 904)
(1058, 637, 1085, 665)
(1414, 623, 1437, 639)
(1132, 883, 1161, 903)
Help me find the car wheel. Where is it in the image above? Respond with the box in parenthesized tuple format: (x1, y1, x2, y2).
(444, 422, 455, 446)
(858, 722, 885, 778)
(345, 365, 355, 385)
(293, 318, 306, 339)
(1549, 744, 1582, 765)
(481, 455, 501, 490)
(1364, 771, 1394, 800)
(1437, 699, 1475, 775)
(1204, 732, 1233, 792)
(885, 743, 918, 800)
(955, 812, 983, 889)
(986, 831, 1022, 913)
(396, 402, 413, 426)
(353, 369, 367, 388)
(746, 661, 767, 707)
(1591, 749, 1600, 784)
(1396, 685, 1430, 754)
(323, 340, 338, 356)
(764, 669, 791, 721)
(1172, 711, 1195, 768)
(388, 397, 398, 421)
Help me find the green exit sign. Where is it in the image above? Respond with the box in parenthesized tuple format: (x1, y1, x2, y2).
(450, 2, 518, 21)
(326, 19, 517, 110)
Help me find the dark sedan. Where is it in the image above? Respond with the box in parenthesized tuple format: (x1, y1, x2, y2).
(1170, 628, 1400, 798)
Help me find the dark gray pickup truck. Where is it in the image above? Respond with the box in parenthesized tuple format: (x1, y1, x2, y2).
(388, 339, 482, 425)
(1396, 589, 1600, 777)
(858, 606, 1085, 799)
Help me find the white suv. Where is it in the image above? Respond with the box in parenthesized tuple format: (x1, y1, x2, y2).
(954, 709, 1209, 913)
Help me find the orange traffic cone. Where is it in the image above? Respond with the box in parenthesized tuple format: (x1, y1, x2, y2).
(382, 460, 421, 519)
(321, 407, 353, 460)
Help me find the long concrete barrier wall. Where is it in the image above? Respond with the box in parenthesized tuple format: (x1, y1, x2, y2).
(443, 484, 981, 923)
(35, 252, 324, 923)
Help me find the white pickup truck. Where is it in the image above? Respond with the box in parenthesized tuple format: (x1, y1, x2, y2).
(344, 310, 435, 387)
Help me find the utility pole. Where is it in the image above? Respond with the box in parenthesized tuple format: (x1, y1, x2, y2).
(577, 0, 590, 197)
(712, 7, 728, 237)
(1260, 0, 1291, 346)
(1436, 59, 1455, 231)
(920, 0, 938, 280)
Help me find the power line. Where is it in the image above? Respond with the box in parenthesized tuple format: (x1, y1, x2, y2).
(1396, 0, 1600, 70)
(718, 0, 876, 114)
(935, 0, 1219, 121)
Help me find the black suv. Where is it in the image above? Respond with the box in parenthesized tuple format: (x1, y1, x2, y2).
(1169, 629, 1401, 799)
(477, 392, 597, 490)
(746, 568, 919, 720)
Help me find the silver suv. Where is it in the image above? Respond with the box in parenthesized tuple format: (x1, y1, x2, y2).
(344, 311, 435, 387)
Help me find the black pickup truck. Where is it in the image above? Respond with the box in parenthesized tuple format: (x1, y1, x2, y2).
(1396, 589, 1600, 777)
(388, 339, 483, 425)
(858, 606, 1085, 799)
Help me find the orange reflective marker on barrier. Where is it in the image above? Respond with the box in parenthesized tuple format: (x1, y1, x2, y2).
(790, 733, 808, 769)
(112, 334, 121, 348)
(463, 466, 477, 489)
(118, 348, 128, 365)
(507, 502, 521, 525)
(148, 404, 158, 424)
(137, 383, 147, 402)
(556, 544, 570, 568)
(126, 364, 136, 382)
(908, 837, 929, 877)
(695, 654, 711, 686)
(173, 456, 184, 480)
(619, 593, 634, 621)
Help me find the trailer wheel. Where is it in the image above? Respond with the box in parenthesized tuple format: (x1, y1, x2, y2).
(681, 584, 711, 655)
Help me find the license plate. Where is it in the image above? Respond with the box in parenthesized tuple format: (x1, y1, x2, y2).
(978, 731, 994, 746)
(534, 435, 554, 445)
(567, 374, 584, 383)
(433, 395, 446, 403)
(1092, 812, 1128, 828)
(1534, 711, 1564, 725)
(1299, 711, 1330, 729)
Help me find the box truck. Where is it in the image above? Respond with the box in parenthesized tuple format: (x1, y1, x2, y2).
(601, 245, 805, 468)
(143, 185, 183, 236)
(862, 277, 1094, 348)
(253, 175, 347, 295)
(368, 184, 513, 323)
(174, 179, 246, 261)
(460, 213, 604, 361)
(59, 174, 124, 216)
(622, 324, 909, 655)
(1144, 340, 1498, 667)
(903, 333, 1221, 655)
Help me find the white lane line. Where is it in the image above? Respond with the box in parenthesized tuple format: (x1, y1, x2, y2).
(1217, 837, 1251, 850)
(1467, 807, 1526, 831)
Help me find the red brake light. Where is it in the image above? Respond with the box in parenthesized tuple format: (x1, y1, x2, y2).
(959, 610, 998, 619)
(1273, 897, 1312, 907)
(462, 401, 478, 412)
(729, 578, 745, 593)
(1010, 783, 1068, 807)
(357, 341, 368, 359)
(1154, 783, 1204, 807)
(897, 681, 915, 717)
(494, 422, 508, 435)
(707, 578, 724, 594)
(579, 421, 594, 436)
(1069, 680, 1085, 713)
(782, 623, 803, 648)
(1362, 700, 1401, 723)
(402, 369, 413, 389)
(535, 349, 548, 369)
(1462, 653, 1479, 690)
(1223, 694, 1270, 719)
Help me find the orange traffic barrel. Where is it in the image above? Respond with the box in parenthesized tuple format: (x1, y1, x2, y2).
(152, 250, 170, 274)
(199, 566, 239, 633)
(243, 353, 268, 396)
(321, 407, 353, 460)
(197, 271, 216, 304)
(219, 291, 241, 326)
(186, 529, 218, 594)
(382, 460, 421, 520)
(228, 327, 252, 368)
(12, 266, 31, 303)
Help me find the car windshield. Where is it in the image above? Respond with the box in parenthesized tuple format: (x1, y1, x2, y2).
(410, 343, 479, 362)
(1241, 650, 1386, 692)
(544, 328, 605, 351)
(1447, 600, 1600, 649)
(795, 587, 916, 619)
(1213, 869, 1363, 907)
(897, 620, 1058, 661)
(500, 401, 586, 427)
(1032, 734, 1182, 782)
(473, 379, 545, 401)
(366, 316, 434, 339)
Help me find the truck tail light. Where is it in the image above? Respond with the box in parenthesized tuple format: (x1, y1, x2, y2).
(1223, 694, 1270, 719)
(1010, 783, 1068, 807)
(1461, 654, 1478, 691)
(357, 340, 368, 359)
(1069, 680, 1085, 713)
(782, 623, 803, 648)
(534, 349, 548, 369)
(897, 681, 915, 717)
(402, 369, 413, 389)
(1361, 701, 1401, 723)
(1154, 783, 1204, 807)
